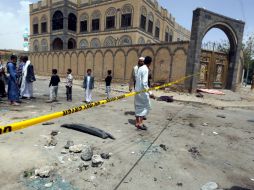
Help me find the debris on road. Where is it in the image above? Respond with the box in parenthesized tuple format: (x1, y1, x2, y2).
(61, 124, 115, 140)
(78, 162, 89, 171)
(159, 144, 168, 151)
(81, 145, 93, 161)
(189, 122, 195, 128)
(50, 130, 59, 136)
(64, 140, 74, 149)
(100, 153, 111, 159)
(42, 122, 55, 126)
(217, 115, 226, 119)
(69, 144, 83, 153)
(196, 92, 204, 98)
(188, 146, 201, 158)
(35, 166, 54, 178)
(45, 136, 57, 147)
(92, 155, 104, 167)
(157, 96, 174, 103)
(201, 182, 218, 190)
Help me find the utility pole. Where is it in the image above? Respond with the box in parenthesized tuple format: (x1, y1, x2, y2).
(246, 37, 253, 86)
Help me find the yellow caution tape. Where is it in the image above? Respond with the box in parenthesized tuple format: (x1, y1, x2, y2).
(0, 73, 198, 135)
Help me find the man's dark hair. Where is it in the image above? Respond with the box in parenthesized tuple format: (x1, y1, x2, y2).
(68, 68, 72, 73)
(22, 56, 28, 63)
(87, 69, 92, 73)
(52, 69, 58, 74)
(144, 56, 152, 65)
(107, 70, 112, 75)
(10, 55, 17, 61)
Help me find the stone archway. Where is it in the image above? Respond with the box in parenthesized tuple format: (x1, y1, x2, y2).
(186, 8, 245, 92)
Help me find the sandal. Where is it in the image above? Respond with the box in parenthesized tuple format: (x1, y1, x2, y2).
(136, 125, 147, 131)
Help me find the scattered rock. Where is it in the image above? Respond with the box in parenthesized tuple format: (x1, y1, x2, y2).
(159, 144, 168, 151)
(92, 155, 104, 167)
(69, 154, 79, 161)
(217, 115, 226, 119)
(46, 136, 57, 146)
(189, 123, 195, 128)
(154, 177, 157, 182)
(81, 145, 93, 161)
(44, 182, 53, 188)
(100, 153, 111, 160)
(202, 123, 208, 126)
(50, 130, 59, 136)
(177, 182, 183, 186)
(61, 149, 68, 154)
(64, 140, 74, 149)
(69, 144, 83, 153)
(23, 169, 34, 178)
(78, 162, 89, 171)
(201, 182, 218, 190)
(35, 166, 54, 178)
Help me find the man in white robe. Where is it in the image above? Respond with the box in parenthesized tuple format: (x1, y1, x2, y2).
(20, 57, 33, 99)
(134, 56, 154, 130)
(129, 57, 145, 92)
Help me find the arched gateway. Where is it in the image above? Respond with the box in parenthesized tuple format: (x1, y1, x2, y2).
(186, 8, 245, 92)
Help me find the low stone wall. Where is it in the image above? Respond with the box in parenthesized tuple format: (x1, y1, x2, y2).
(30, 42, 189, 84)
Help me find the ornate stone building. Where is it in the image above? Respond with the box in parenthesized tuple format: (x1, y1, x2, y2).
(29, 0, 190, 52)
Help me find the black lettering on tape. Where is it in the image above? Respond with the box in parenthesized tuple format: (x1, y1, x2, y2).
(0, 126, 12, 134)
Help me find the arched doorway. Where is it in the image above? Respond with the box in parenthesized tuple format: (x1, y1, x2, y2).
(52, 38, 63, 50)
(68, 38, 76, 49)
(199, 28, 231, 89)
(186, 8, 245, 92)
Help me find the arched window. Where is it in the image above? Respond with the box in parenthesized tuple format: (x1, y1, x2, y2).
(79, 39, 89, 49)
(104, 36, 116, 47)
(121, 4, 133, 28)
(169, 29, 173, 42)
(41, 39, 48, 51)
(148, 12, 154, 34)
(106, 7, 117, 29)
(33, 17, 39, 35)
(41, 16, 47, 33)
(90, 38, 101, 48)
(155, 19, 160, 38)
(52, 11, 63, 30)
(91, 10, 101, 31)
(138, 37, 145, 44)
(165, 26, 170, 42)
(140, 6, 147, 30)
(68, 13, 77, 32)
(80, 13, 88, 33)
(68, 38, 76, 49)
(119, 35, 132, 46)
(33, 40, 39, 52)
(52, 38, 63, 50)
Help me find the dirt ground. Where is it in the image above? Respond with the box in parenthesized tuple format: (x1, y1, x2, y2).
(0, 78, 254, 190)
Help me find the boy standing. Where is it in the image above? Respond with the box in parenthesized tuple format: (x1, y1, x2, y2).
(105, 70, 112, 99)
(47, 69, 60, 102)
(83, 69, 94, 103)
(66, 69, 73, 101)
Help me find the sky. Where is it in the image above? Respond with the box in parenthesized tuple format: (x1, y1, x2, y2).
(0, 0, 253, 50)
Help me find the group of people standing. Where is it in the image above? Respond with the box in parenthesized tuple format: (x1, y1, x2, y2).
(46, 68, 112, 103)
(0, 55, 36, 106)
